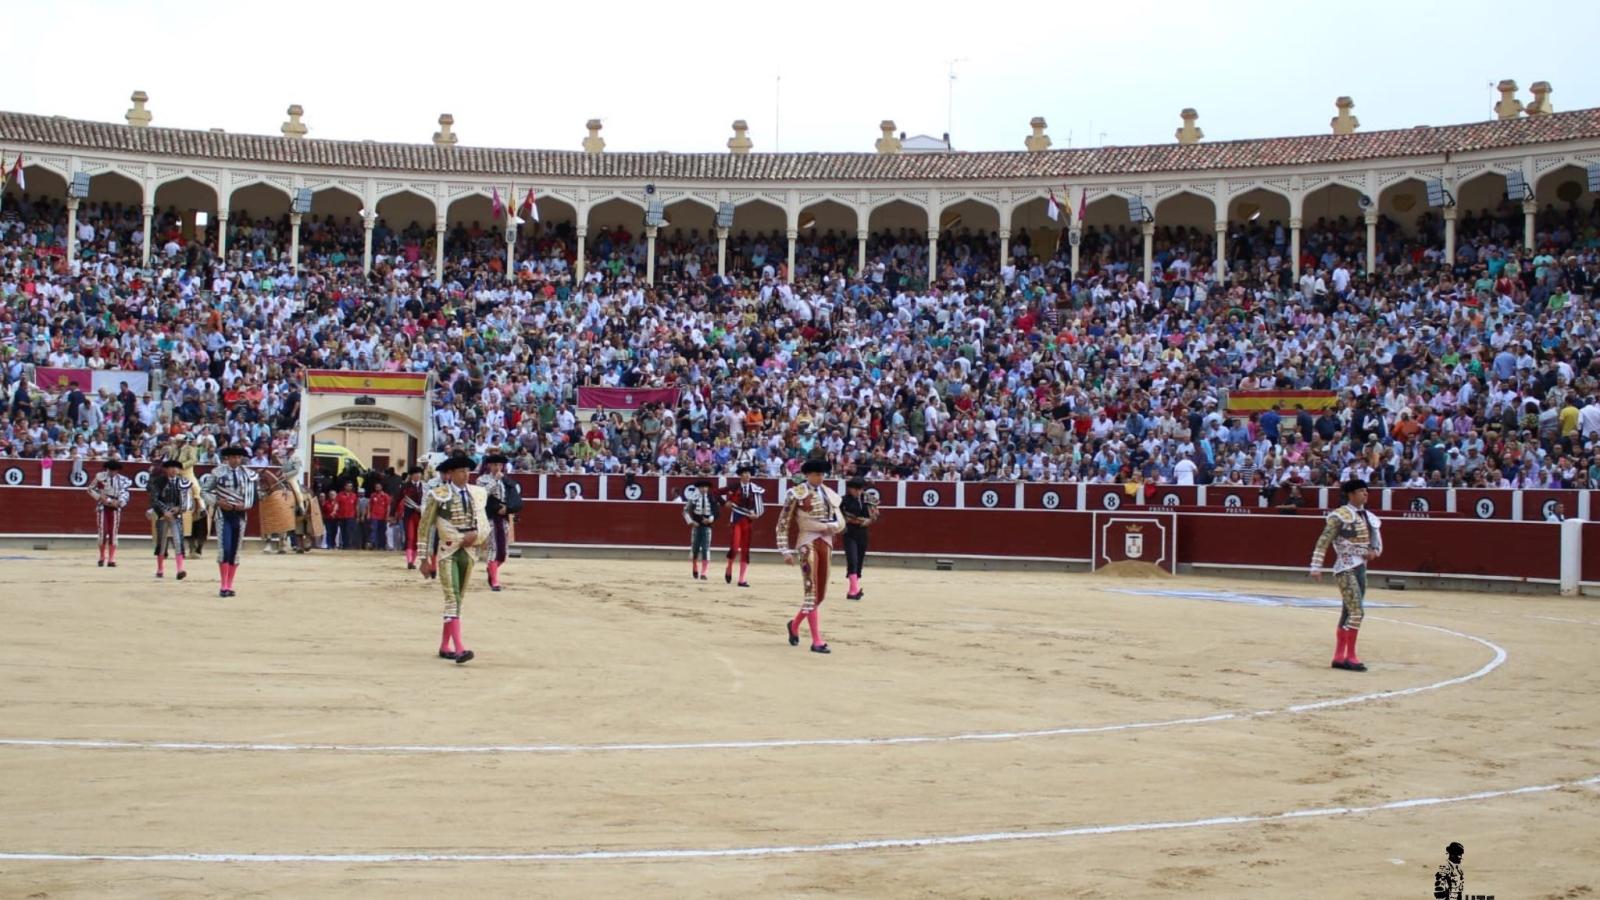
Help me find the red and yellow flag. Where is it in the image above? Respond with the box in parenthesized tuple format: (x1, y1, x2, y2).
(1225, 390, 1338, 415)
(304, 370, 428, 396)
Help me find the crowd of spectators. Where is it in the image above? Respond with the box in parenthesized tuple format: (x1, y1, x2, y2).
(4, 184, 1600, 496)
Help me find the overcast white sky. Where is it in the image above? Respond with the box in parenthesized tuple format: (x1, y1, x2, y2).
(8, 0, 1598, 155)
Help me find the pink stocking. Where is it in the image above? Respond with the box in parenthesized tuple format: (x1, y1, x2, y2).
(447, 618, 467, 653)
(440, 620, 454, 654)
(738, 561, 749, 582)
(806, 609, 823, 647)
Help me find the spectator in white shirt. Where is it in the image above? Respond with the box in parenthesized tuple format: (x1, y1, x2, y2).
(1173, 455, 1198, 485)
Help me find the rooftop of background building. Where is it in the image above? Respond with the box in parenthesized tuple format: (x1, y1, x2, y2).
(3, 104, 1599, 181)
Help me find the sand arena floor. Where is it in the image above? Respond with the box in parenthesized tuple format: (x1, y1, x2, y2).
(0, 547, 1597, 898)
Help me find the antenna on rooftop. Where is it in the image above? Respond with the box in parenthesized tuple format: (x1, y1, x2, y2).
(946, 58, 969, 145)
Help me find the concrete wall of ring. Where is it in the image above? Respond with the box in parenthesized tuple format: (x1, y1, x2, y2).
(3, 462, 1580, 583)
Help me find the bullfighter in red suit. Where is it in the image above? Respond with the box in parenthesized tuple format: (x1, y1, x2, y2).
(719, 464, 766, 587)
(398, 466, 426, 569)
(87, 459, 132, 567)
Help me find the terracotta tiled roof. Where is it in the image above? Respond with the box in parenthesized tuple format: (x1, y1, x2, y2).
(2, 109, 1598, 181)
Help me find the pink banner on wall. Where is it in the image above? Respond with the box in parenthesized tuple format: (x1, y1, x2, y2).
(33, 367, 92, 392)
(576, 387, 681, 411)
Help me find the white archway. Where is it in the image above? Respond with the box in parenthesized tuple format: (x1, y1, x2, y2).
(297, 371, 436, 481)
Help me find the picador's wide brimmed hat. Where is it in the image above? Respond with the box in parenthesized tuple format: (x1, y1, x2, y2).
(436, 455, 474, 473)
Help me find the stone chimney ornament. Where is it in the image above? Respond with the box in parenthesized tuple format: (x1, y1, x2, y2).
(1526, 81, 1553, 116)
(1175, 108, 1203, 145)
(125, 91, 151, 128)
(281, 104, 307, 139)
(1494, 80, 1523, 120)
(433, 114, 458, 146)
(1331, 97, 1359, 134)
(1024, 117, 1052, 152)
(875, 120, 901, 155)
(727, 119, 752, 154)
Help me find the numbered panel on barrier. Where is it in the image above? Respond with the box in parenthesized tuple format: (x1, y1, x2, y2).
(507, 475, 538, 503)
(1454, 488, 1514, 520)
(607, 474, 661, 502)
(1, 460, 41, 487)
(1146, 485, 1197, 509)
(128, 462, 159, 490)
(3, 459, 164, 489)
(1085, 483, 1135, 511)
(1388, 488, 1448, 515)
(1205, 484, 1266, 511)
(1091, 511, 1178, 573)
(553, 474, 602, 501)
(1520, 489, 1574, 523)
(962, 483, 1016, 510)
(665, 476, 709, 503)
(861, 479, 897, 509)
(1022, 483, 1075, 511)
(905, 481, 957, 509)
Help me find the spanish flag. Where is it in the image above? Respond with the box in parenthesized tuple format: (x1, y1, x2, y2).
(305, 370, 429, 396)
(1225, 390, 1338, 415)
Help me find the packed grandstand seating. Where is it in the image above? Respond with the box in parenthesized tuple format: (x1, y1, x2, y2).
(3, 180, 1600, 490)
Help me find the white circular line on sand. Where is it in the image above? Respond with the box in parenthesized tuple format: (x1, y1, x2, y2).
(0, 618, 1503, 756)
(3, 773, 1594, 864)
